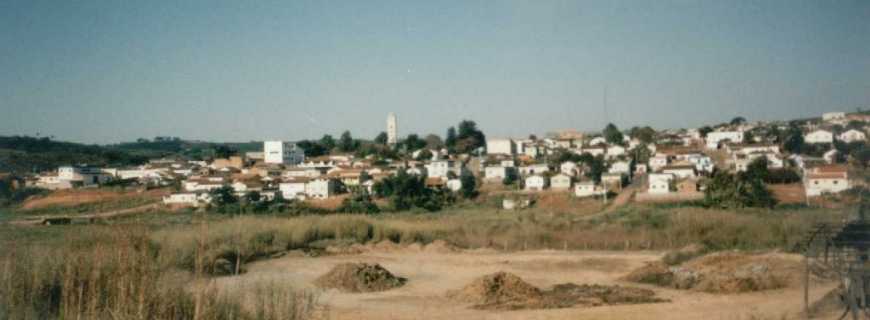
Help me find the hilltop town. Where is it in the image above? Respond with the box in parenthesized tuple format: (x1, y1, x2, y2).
(5, 110, 867, 214)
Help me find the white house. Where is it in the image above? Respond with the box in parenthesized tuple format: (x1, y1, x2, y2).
(486, 139, 516, 155)
(804, 130, 834, 144)
(608, 161, 631, 175)
(524, 175, 548, 191)
(662, 165, 696, 179)
(587, 137, 607, 146)
(163, 192, 211, 207)
(57, 165, 113, 187)
(305, 178, 336, 199)
(805, 165, 850, 197)
(518, 164, 550, 176)
(425, 160, 453, 179)
(560, 162, 579, 176)
(574, 181, 605, 197)
(550, 174, 573, 190)
(649, 155, 670, 172)
(838, 129, 867, 143)
(822, 112, 846, 123)
(606, 145, 626, 159)
(278, 177, 310, 200)
(648, 173, 674, 194)
(264, 141, 305, 165)
(484, 166, 513, 182)
(705, 131, 744, 149)
(446, 179, 463, 192)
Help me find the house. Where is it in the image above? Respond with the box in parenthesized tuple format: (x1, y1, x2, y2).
(183, 177, 227, 192)
(518, 164, 550, 176)
(58, 165, 113, 187)
(804, 130, 833, 144)
(705, 131, 744, 149)
(686, 154, 715, 173)
(574, 181, 605, 197)
(163, 192, 212, 207)
(282, 167, 324, 179)
(327, 168, 367, 186)
(587, 137, 607, 146)
(263, 141, 305, 165)
(484, 166, 515, 182)
(560, 162, 579, 176)
(606, 145, 626, 159)
(486, 139, 516, 155)
(305, 178, 336, 199)
(838, 129, 867, 143)
(524, 175, 548, 191)
(734, 153, 783, 172)
(278, 177, 308, 200)
(550, 174, 573, 190)
(580, 147, 606, 157)
(805, 165, 850, 197)
(822, 112, 846, 123)
(446, 179, 463, 192)
(662, 165, 696, 179)
(425, 160, 453, 179)
(211, 156, 245, 170)
(608, 161, 631, 175)
(649, 154, 670, 172)
(648, 173, 674, 194)
(500, 160, 516, 167)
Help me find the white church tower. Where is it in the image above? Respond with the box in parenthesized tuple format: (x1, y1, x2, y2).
(386, 113, 398, 145)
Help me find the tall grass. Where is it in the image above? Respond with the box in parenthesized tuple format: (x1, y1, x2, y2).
(0, 226, 316, 320)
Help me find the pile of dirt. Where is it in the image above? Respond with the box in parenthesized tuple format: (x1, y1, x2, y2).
(807, 286, 846, 318)
(423, 240, 458, 254)
(448, 272, 667, 310)
(623, 251, 802, 294)
(662, 243, 707, 266)
(447, 272, 545, 310)
(314, 263, 407, 293)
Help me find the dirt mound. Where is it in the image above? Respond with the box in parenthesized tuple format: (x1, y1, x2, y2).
(448, 272, 666, 310)
(624, 251, 802, 294)
(662, 243, 707, 266)
(423, 240, 458, 254)
(549, 283, 667, 306)
(447, 272, 545, 310)
(807, 286, 846, 318)
(314, 263, 406, 293)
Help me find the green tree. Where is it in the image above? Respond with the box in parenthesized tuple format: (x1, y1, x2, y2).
(459, 173, 478, 199)
(404, 134, 426, 151)
(603, 123, 624, 145)
(704, 170, 776, 209)
(336, 188, 380, 214)
(424, 134, 444, 149)
(374, 132, 388, 145)
(783, 128, 805, 154)
(213, 145, 236, 159)
(455, 120, 486, 154)
(297, 140, 328, 157)
(445, 127, 457, 151)
(320, 134, 336, 151)
(415, 149, 433, 161)
(699, 126, 713, 138)
(730, 116, 747, 126)
(629, 126, 656, 144)
(338, 131, 358, 152)
(209, 186, 238, 208)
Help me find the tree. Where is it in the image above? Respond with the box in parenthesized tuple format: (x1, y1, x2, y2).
(783, 128, 805, 154)
(743, 131, 756, 144)
(374, 132, 389, 145)
(404, 134, 426, 151)
(320, 134, 336, 151)
(603, 123, 624, 145)
(297, 140, 328, 157)
(704, 170, 776, 209)
(244, 191, 262, 203)
(415, 149, 433, 161)
(459, 173, 478, 199)
(372, 170, 455, 212)
(424, 134, 444, 149)
(209, 186, 238, 208)
(730, 117, 747, 126)
(629, 126, 656, 144)
(445, 127, 457, 150)
(455, 120, 486, 154)
(213, 145, 236, 159)
(699, 126, 713, 138)
(338, 130, 358, 152)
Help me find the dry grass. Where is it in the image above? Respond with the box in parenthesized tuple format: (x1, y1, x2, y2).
(20, 188, 167, 211)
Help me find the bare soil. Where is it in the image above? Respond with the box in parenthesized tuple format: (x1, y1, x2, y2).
(314, 263, 407, 293)
(20, 188, 166, 210)
(212, 247, 837, 320)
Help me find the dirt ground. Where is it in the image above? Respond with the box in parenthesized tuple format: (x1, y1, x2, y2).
(20, 188, 166, 210)
(769, 183, 806, 204)
(212, 248, 838, 320)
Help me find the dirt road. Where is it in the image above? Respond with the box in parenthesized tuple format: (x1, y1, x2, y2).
(213, 249, 835, 320)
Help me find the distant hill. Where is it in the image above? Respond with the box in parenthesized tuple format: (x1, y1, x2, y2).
(0, 136, 261, 174)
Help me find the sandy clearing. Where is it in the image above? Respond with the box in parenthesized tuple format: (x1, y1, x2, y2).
(213, 250, 837, 320)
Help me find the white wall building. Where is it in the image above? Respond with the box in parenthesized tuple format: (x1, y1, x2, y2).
(550, 174, 573, 190)
(264, 141, 305, 165)
(425, 160, 453, 179)
(648, 173, 674, 194)
(524, 175, 548, 191)
(822, 112, 846, 122)
(839, 129, 867, 143)
(486, 139, 516, 155)
(805, 166, 850, 197)
(705, 131, 744, 149)
(574, 181, 604, 198)
(804, 130, 834, 144)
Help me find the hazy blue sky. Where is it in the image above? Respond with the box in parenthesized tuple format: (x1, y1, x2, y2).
(1, 0, 869, 144)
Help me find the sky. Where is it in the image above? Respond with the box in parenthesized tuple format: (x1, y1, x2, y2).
(1, 0, 869, 144)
